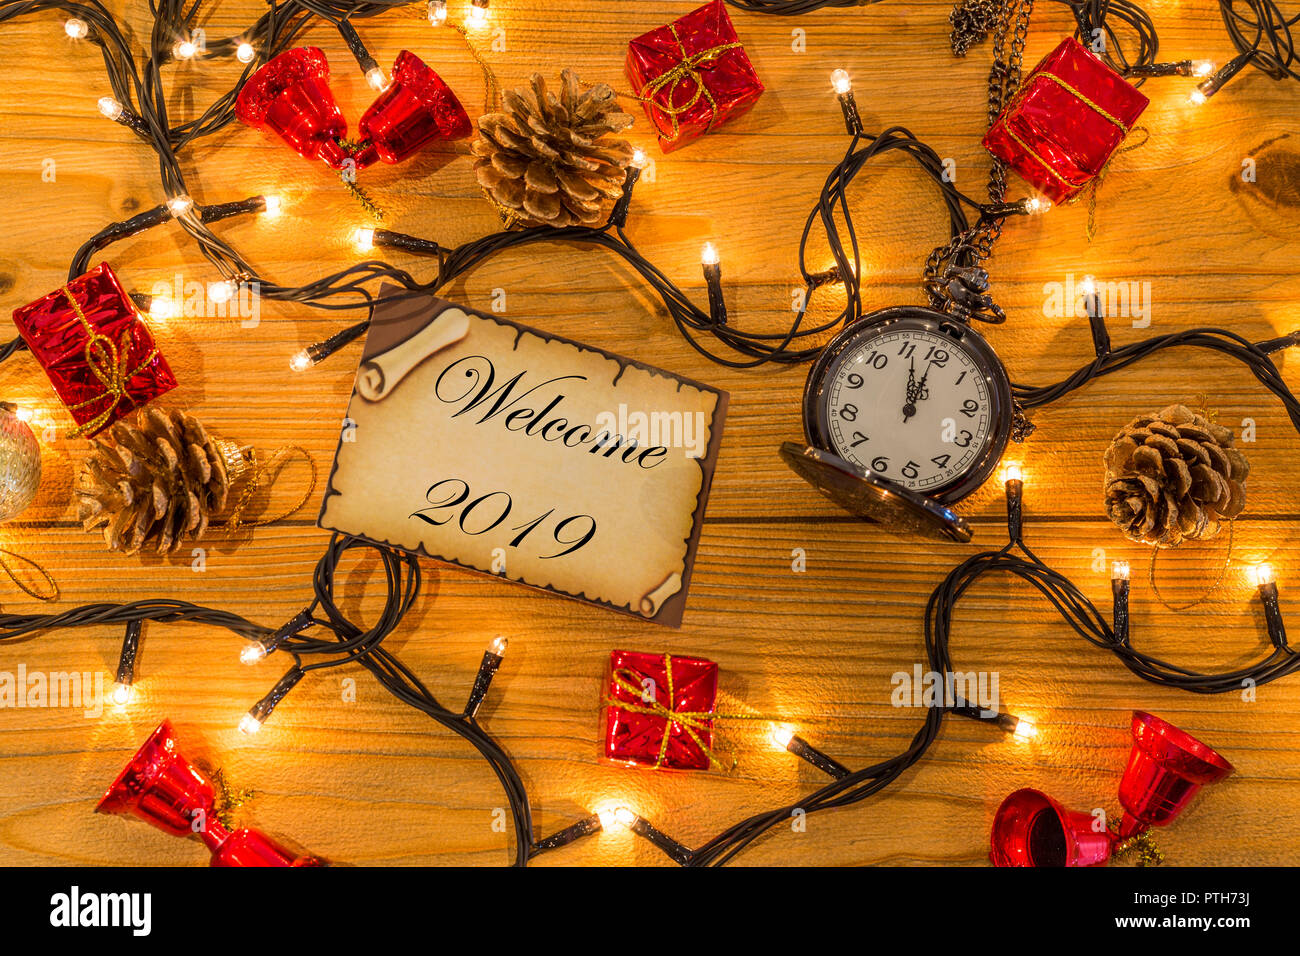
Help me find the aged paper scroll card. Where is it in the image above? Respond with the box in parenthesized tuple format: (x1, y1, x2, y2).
(318, 290, 728, 627)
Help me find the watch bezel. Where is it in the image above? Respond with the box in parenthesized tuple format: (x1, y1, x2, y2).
(801, 305, 1013, 505)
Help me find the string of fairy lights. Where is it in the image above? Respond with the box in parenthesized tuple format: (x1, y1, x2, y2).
(0, 0, 1298, 865)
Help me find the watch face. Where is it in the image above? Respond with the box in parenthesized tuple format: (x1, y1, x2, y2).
(803, 307, 1012, 504)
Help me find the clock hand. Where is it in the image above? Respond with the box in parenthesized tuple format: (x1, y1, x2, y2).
(903, 360, 918, 422)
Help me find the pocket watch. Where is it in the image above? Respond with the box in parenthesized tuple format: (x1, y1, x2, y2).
(782, 304, 1025, 542)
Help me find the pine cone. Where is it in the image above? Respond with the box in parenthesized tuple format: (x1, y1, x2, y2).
(77, 408, 248, 554)
(1103, 404, 1250, 547)
(472, 70, 634, 228)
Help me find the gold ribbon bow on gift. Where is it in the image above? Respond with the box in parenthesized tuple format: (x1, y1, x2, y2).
(60, 287, 160, 438)
(605, 653, 775, 770)
(635, 25, 742, 143)
(1000, 73, 1147, 239)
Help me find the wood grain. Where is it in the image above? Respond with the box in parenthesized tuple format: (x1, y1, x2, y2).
(1, 0, 1298, 866)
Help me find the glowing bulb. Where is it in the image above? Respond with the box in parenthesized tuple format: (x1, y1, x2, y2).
(1011, 717, 1037, 740)
(366, 67, 388, 91)
(595, 807, 619, 830)
(241, 642, 267, 665)
(65, 18, 88, 39)
(352, 226, 375, 253)
(1192, 60, 1215, 78)
(1112, 560, 1131, 581)
(1078, 275, 1097, 297)
(614, 807, 637, 827)
(831, 69, 852, 95)
(1254, 564, 1275, 587)
(1023, 195, 1052, 215)
(488, 635, 508, 657)
(769, 724, 794, 749)
(148, 296, 176, 320)
(236, 42, 256, 64)
(111, 682, 132, 706)
(1002, 462, 1023, 483)
(13, 406, 32, 423)
(631, 148, 648, 169)
(166, 195, 194, 218)
(1190, 89, 1208, 106)
(467, 1, 489, 27)
(238, 713, 263, 735)
(290, 349, 313, 372)
(701, 242, 719, 267)
(97, 96, 123, 121)
(174, 39, 198, 60)
(428, 0, 448, 24)
(262, 195, 283, 217)
(208, 279, 237, 304)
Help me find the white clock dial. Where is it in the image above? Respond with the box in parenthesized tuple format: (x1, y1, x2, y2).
(823, 327, 993, 493)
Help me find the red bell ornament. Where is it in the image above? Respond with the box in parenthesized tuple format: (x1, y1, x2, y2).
(96, 720, 319, 866)
(236, 47, 350, 169)
(990, 788, 1113, 867)
(351, 50, 472, 169)
(1115, 711, 1234, 839)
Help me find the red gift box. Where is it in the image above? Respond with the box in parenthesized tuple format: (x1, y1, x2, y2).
(12, 263, 177, 437)
(604, 649, 719, 770)
(982, 36, 1149, 204)
(625, 0, 764, 153)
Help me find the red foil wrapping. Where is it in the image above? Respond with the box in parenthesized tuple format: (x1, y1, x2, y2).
(604, 649, 719, 770)
(11, 263, 176, 437)
(354, 50, 473, 169)
(625, 0, 764, 153)
(982, 36, 1149, 203)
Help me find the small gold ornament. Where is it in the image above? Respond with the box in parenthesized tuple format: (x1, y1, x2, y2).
(1113, 828, 1165, 867)
(0, 402, 41, 522)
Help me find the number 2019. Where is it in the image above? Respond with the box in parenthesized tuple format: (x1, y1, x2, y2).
(410, 479, 597, 558)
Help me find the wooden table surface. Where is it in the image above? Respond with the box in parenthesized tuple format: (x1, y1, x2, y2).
(1, 0, 1298, 867)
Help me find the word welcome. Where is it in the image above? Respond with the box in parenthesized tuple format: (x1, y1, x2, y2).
(436, 356, 669, 469)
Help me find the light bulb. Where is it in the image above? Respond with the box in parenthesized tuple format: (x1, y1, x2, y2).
(595, 807, 620, 830)
(13, 407, 32, 423)
(148, 296, 176, 320)
(65, 18, 88, 39)
(174, 39, 198, 60)
(1112, 560, 1131, 581)
(236, 42, 256, 64)
(701, 242, 719, 266)
(631, 148, 648, 169)
(97, 97, 123, 121)
(366, 67, 388, 92)
(467, 1, 489, 27)
(1192, 60, 1215, 78)
(208, 280, 237, 304)
(1011, 717, 1037, 740)
(1023, 195, 1052, 215)
(1078, 275, 1097, 297)
(262, 195, 283, 217)
(241, 642, 267, 665)
(769, 724, 794, 749)
(166, 195, 194, 218)
(614, 807, 637, 827)
(352, 226, 375, 253)
(238, 713, 263, 735)
(831, 69, 852, 95)
(290, 349, 313, 372)
(1002, 462, 1023, 483)
(428, 0, 448, 24)
(111, 682, 132, 706)
(1254, 563, 1275, 587)
(1190, 88, 1208, 106)
(488, 635, 508, 657)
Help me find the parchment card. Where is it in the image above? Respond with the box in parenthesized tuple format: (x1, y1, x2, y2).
(318, 289, 728, 627)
